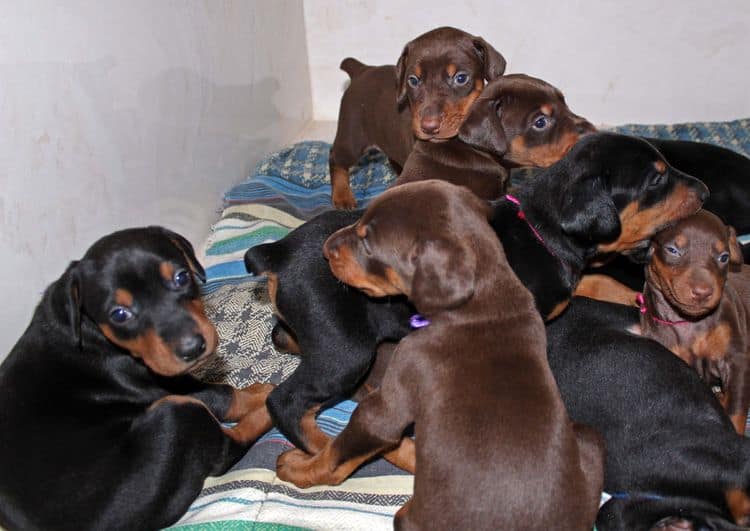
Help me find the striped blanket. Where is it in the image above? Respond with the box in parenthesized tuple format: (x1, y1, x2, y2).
(173, 119, 750, 530)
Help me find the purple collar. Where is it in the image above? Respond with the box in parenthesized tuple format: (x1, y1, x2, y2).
(409, 314, 431, 329)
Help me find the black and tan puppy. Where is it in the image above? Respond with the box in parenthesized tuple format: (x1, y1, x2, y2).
(0, 227, 274, 531)
(330, 26, 506, 208)
(276, 180, 604, 531)
(548, 297, 750, 530)
(646, 139, 750, 235)
(245, 133, 707, 464)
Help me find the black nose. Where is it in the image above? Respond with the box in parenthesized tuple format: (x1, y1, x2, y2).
(178, 333, 206, 362)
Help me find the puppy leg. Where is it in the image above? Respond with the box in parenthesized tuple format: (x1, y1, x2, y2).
(330, 162, 357, 210)
(574, 274, 638, 306)
(382, 437, 416, 474)
(723, 362, 750, 435)
(394, 499, 418, 531)
(276, 387, 413, 488)
(150, 383, 274, 445)
(223, 383, 275, 444)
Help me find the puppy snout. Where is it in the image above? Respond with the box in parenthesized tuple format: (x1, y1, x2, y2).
(177, 333, 206, 362)
(690, 283, 714, 303)
(420, 115, 442, 135)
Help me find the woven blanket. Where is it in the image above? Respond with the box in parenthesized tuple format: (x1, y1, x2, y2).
(175, 119, 750, 530)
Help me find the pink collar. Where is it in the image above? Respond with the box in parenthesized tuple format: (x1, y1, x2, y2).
(636, 292, 690, 326)
(504, 194, 559, 259)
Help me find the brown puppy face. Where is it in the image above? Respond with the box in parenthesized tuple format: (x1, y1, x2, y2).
(68, 227, 218, 377)
(396, 27, 506, 141)
(458, 74, 596, 167)
(646, 210, 743, 317)
(324, 180, 488, 315)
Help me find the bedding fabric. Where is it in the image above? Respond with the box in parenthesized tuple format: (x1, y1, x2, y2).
(170, 118, 750, 530)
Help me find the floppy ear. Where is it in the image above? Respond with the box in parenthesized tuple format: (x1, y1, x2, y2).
(560, 176, 622, 243)
(409, 239, 476, 315)
(153, 226, 207, 282)
(395, 44, 410, 106)
(50, 261, 83, 343)
(728, 225, 744, 268)
(458, 98, 508, 156)
(471, 37, 507, 80)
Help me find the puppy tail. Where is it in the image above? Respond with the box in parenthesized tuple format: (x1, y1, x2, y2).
(244, 242, 284, 276)
(340, 57, 368, 79)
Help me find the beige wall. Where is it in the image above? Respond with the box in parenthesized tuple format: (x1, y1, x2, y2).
(303, 0, 750, 125)
(0, 1, 312, 358)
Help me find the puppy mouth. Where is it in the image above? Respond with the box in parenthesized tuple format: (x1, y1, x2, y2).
(661, 284, 719, 318)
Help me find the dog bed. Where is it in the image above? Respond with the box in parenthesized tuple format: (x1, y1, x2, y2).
(169, 118, 750, 530)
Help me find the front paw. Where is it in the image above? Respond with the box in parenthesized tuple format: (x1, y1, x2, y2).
(277, 449, 328, 488)
(332, 188, 357, 209)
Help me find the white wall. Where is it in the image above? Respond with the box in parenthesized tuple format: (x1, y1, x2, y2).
(304, 0, 750, 125)
(0, 1, 312, 358)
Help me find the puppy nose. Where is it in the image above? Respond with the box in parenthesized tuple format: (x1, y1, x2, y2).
(420, 116, 441, 135)
(178, 333, 206, 362)
(690, 283, 714, 302)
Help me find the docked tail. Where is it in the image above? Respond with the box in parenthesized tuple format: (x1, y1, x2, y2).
(340, 57, 368, 79)
(244, 242, 285, 275)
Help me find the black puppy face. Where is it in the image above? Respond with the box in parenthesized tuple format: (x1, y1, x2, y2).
(396, 26, 506, 141)
(647, 210, 743, 317)
(557, 133, 709, 254)
(69, 227, 217, 376)
(458, 73, 596, 166)
(323, 181, 487, 315)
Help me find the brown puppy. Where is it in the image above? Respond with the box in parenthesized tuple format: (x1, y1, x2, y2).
(639, 210, 750, 434)
(275, 180, 604, 531)
(329, 26, 506, 208)
(395, 73, 597, 200)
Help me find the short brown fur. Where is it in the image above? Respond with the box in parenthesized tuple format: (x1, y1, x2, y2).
(276, 181, 604, 530)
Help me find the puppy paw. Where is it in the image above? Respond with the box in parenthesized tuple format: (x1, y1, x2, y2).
(226, 383, 275, 420)
(276, 449, 321, 488)
(332, 188, 357, 210)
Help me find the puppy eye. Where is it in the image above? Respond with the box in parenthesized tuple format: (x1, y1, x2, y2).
(454, 72, 469, 86)
(649, 172, 666, 189)
(173, 269, 191, 288)
(407, 75, 420, 88)
(109, 306, 134, 324)
(532, 116, 550, 130)
(718, 252, 730, 264)
(664, 245, 681, 256)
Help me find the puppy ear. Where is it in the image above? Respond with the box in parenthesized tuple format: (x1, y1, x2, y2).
(560, 176, 622, 243)
(395, 44, 410, 107)
(457, 98, 507, 156)
(153, 226, 207, 282)
(410, 239, 476, 315)
(52, 261, 83, 343)
(728, 225, 744, 267)
(471, 37, 507, 80)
